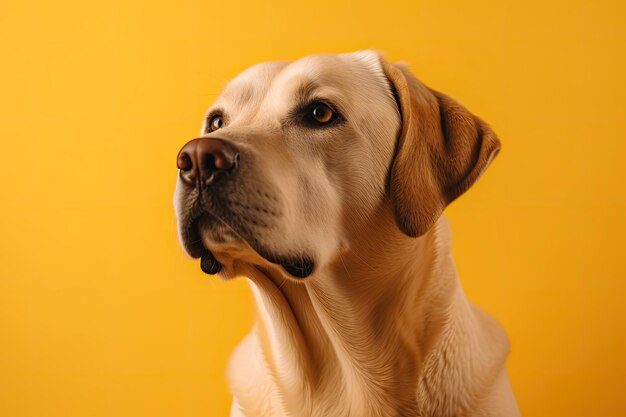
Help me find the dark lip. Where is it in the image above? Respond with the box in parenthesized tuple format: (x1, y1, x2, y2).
(180, 207, 315, 278)
(275, 258, 315, 278)
(180, 210, 211, 259)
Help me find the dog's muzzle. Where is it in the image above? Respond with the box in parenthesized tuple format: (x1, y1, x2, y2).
(176, 137, 315, 279)
(177, 137, 240, 275)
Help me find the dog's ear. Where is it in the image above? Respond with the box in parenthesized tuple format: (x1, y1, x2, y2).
(380, 58, 501, 237)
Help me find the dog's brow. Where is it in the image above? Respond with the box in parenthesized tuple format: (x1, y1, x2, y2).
(278, 77, 349, 129)
(204, 106, 225, 120)
(277, 80, 321, 127)
(293, 79, 320, 105)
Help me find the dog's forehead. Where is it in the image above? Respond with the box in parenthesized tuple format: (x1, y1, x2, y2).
(217, 51, 384, 109)
(217, 61, 287, 107)
(277, 53, 370, 83)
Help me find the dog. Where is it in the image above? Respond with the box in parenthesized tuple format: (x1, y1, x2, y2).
(174, 50, 520, 417)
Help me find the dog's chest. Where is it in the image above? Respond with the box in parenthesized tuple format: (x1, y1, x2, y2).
(227, 331, 419, 417)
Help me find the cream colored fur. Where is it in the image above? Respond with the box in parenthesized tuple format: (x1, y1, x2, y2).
(174, 51, 520, 417)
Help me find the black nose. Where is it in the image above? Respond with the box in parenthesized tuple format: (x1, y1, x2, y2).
(177, 138, 239, 186)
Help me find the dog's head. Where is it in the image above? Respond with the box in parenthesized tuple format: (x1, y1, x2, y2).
(173, 51, 500, 280)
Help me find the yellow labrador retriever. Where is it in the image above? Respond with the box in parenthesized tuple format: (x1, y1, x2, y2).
(174, 51, 520, 417)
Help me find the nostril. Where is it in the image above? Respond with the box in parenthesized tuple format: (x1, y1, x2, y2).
(204, 150, 238, 172)
(202, 153, 218, 173)
(177, 152, 193, 171)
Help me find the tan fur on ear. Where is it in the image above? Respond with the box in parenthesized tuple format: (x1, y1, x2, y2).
(380, 58, 501, 237)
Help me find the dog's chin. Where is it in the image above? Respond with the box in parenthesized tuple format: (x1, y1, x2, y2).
(180, 212, 315, 280)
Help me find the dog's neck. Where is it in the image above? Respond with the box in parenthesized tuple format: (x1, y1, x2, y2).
(237, 215, 508, 416)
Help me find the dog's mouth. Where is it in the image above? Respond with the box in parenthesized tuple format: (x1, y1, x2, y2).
(199, 249, 314, 278)
(181, 210, 315, 279)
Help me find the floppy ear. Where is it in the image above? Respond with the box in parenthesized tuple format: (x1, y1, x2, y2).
(380, 58, 501, 237)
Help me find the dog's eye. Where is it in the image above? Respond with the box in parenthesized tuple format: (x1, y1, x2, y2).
(207, 115, 223, 132)
(310, 103, 336, 125)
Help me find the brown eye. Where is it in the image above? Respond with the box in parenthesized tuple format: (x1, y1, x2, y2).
(311, 103, 335, 124)
(208, 114, 223, 132)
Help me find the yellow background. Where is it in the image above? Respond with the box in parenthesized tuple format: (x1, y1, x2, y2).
(1, 0, 625, 416)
